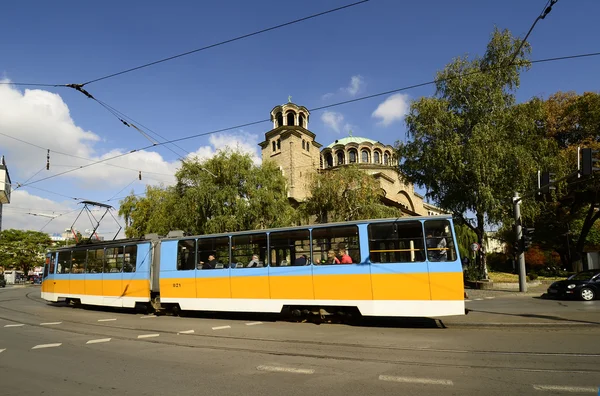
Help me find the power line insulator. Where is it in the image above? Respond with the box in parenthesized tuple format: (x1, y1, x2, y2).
(139, 171, 142, 180)
(46, 149, 50, 170)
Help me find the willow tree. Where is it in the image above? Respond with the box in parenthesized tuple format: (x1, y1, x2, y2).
(300, 165, 401, 223)
(119, 149, 296, 237)
(396, 28, 557, 278)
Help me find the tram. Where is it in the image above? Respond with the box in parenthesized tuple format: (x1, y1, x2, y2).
(41, 216, 465, 317)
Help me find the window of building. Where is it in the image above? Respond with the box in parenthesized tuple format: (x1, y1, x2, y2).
(368, 221, 425, 263)
(336, 151, 345, 165)
(312, 226, 360, 265)
(287, 111, 295, 126)
(361, 149, 370, 163)
(277, 139, 281, 150)
(232, 233, 267, 268)
(424, 220, 456, 262)
(302, 140, 305, 150)
(104, 247, 123, 273)
(374, 151, 381, 164)
(325, 153, 333, 168)
(272, 141, 276, 151)
(349, 149, 357, 163)
(299, 113, 305, 128)
(197, 237, 230, 269)
(177, 239, 196, 271)
(306, 141, 310, 151)
(124, 245, 137, 273)
(57, 251, 71, 274)
(72, 250, 86, 273)
(384, 152, 390, 165)
(276, 112, 283, 127)
(269, 230, 310, 267)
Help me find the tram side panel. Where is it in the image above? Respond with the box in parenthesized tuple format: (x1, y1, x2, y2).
(159, 240, 198, 308)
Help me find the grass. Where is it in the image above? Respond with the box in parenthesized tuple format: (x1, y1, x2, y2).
(488, 271, 564, 283)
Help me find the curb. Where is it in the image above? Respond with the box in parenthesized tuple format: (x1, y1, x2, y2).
(440, 321, 600, 328)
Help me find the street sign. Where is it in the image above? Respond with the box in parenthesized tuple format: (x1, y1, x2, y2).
(471, 243, 480, 252)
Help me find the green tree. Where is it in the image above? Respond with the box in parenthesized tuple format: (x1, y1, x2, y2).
(396, 28, 558, 278)
(119, 149, 297, 237)
(300, 165, 401, 223)
(0, 229, 52, 274)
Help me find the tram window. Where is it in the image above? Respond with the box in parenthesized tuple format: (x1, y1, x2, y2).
(232, 233, 267, 268)
(86, 249, 104, 273)
(197, 237, 229, 269)
(49, 252, 56, 274)
(177, 239, 196, 271)
(57, 251, 71, 274)
(71, 250, 86, 274)
(123, 245, 137, 273)
(312, 226, 360, 265)
(424, 220, 456, 262)
(269, 230, 310, 267)
(104, 247, 123, 273)
(43, 258, 50, 278)
(368, 221, 425, 263)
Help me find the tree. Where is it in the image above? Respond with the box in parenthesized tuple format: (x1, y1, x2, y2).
(396, 28, 558, 278)
(299, 165, 401, 223)
(119, 149, 297, 237)
(0, 229, 52, 274)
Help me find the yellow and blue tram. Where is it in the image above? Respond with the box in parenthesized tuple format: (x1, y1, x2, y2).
(41, 216, 465, 317)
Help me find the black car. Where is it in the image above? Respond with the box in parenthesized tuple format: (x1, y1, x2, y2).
(547, 270, 600, 301)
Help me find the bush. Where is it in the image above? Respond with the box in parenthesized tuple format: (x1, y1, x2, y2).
(486, 252, 512, 272)
(527, 272, 538, 281)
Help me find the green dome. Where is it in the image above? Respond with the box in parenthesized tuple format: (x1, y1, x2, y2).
(327, 136, 378, 148)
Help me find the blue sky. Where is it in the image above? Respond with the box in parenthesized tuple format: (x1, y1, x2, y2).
(1, 0, 599, 237)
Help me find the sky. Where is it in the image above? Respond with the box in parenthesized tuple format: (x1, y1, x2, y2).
(0, 0, 599, 238)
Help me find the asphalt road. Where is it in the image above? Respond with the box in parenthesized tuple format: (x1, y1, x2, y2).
(1, 286, 599, 396)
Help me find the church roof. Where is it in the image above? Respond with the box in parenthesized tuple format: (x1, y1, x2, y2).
(326, 136, 379, 148)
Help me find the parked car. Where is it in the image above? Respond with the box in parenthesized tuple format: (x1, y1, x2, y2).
(547, 270, 600, 301)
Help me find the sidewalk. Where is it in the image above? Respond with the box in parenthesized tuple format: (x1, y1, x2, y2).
(439, 286, 600, 328)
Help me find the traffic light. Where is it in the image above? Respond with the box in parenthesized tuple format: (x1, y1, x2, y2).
(581, 148, 599, 176)
(521, 228, 535, 251)
(535, 171, 555, 201)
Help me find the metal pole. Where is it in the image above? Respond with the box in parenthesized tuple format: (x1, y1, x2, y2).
(513, 192, 527, 293)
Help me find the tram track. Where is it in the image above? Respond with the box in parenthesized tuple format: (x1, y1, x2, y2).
(0, 290, 598, 375)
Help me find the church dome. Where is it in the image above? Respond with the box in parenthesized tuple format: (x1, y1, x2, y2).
(327, 136, 378, 148)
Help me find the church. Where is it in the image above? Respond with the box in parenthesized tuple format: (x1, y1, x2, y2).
(258, 101, 445, 217)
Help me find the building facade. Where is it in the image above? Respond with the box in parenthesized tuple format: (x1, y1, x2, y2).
(258, 101, 446, 216)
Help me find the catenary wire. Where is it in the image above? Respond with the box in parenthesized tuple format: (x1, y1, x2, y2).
(16, 51, 600, 188)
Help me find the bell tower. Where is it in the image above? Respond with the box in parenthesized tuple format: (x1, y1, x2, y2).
(259, 98, 322, 203)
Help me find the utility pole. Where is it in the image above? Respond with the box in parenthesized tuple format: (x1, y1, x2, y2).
(513, 192, 527, 293)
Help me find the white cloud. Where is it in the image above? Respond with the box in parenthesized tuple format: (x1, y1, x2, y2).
(321, 111, 345, 133)
(321, 92, 334, 100)
(372, 93, 410, 126)
(344, 75, 364, 96)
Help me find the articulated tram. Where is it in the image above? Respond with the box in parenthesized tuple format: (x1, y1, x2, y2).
(41, 216, 465, 317)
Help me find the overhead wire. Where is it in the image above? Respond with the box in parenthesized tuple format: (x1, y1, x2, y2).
(15, 51, 600, 189)
(0, 1, 370, 88)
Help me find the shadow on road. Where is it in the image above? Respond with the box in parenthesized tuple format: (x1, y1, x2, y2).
(465, 308, 600, 326)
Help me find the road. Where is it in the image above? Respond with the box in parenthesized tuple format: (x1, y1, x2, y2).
(1, 286, 599, 396)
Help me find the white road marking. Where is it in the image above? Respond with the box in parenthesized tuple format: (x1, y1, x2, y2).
(137, 333, 160, 339)
(484, 297, 495, 299)
(257, 365, 314, 374)
(212, 325, 231, 330)
(246, 322, 263, 326)
(140, 315, 157, 319)
(32, 343, 62, 350)
(464, 300, 472, 302)
(97, 318, 117, 322)
(379, 375, 453, 386)
(4, 324, 24, 328)
(474, 298, 484, 301)
(40, 322, 62, 326)
(177, 330, 195, 335)
(86, 338, 111, 344)
(533, 385, 598, 393)
(0, 348, 5, 353)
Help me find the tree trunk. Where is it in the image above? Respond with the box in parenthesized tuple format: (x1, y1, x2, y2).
(476, 213, 487, 280)
(574, 200, 599, 270)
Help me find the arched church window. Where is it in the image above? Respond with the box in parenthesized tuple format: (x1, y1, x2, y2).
(384, 152, 390, 165)
(361, 149, 370, 163)
(374, 151, 381, 164)
(272, 141, 276, 151)
(325, 153, 333, 168)
(276, 112, 283, 127)
(287, 111, 296, 126)
(336, 151, 345, 165)
(302, 140, 305, 150)
(277, 139, 281, 150)
(348, 149, 357, 163)
(299, 114, 305, 128)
